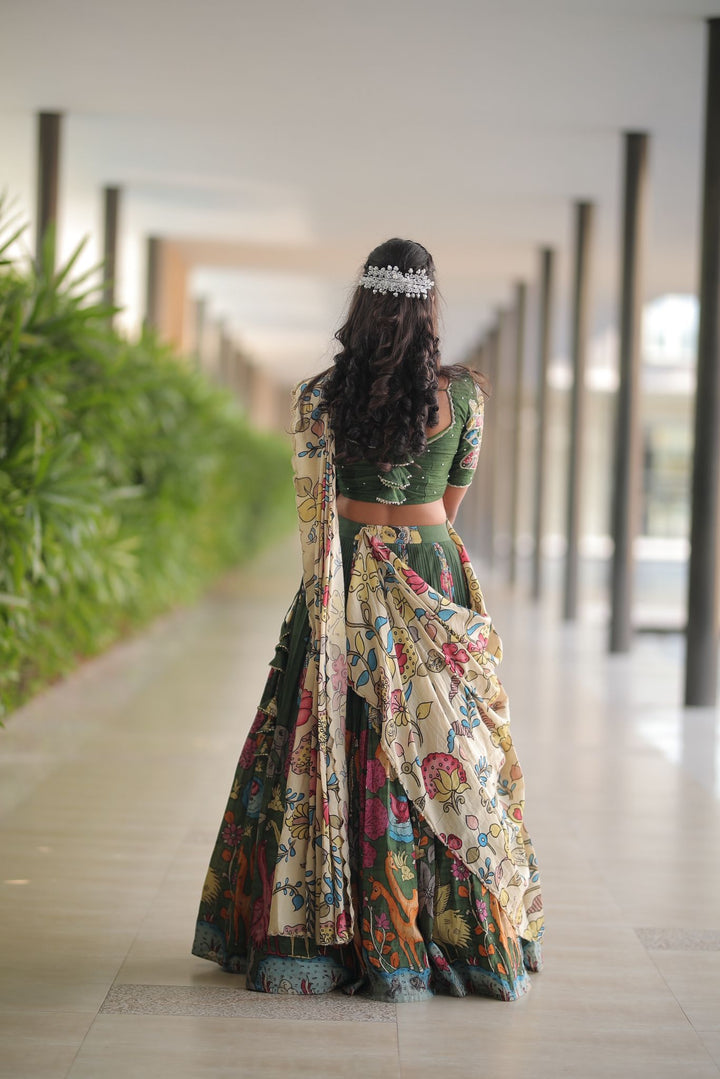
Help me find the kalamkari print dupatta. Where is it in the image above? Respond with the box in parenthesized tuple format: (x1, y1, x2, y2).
(267, 376, 545, 947)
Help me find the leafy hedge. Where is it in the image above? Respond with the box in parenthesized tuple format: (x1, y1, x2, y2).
(0, 199, 295, 722)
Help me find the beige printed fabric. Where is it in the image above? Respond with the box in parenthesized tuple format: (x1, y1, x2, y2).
(346, 526, 544, 941)
(268, 377, 354, 944)
(268, 375, 544, 946)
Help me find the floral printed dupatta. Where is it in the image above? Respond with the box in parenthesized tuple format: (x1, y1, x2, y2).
(267, 376, 544, 947)
(267, 377, 353, 945)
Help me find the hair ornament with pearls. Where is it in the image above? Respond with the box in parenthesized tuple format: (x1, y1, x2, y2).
(359, 263, 434, 299)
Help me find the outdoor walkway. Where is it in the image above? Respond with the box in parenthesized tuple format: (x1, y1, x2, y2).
(1, 535, 719, 1078)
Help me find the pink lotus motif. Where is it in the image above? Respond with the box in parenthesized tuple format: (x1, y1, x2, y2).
(297, 688, 313, 728)
(421, 752, 468, 798)
(442, 642, 469, 675)
(369, 536, 391, 560)
(403, 566, 430, 595)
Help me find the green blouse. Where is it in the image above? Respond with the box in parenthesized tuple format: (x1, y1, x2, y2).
(335, 369, 484, 505)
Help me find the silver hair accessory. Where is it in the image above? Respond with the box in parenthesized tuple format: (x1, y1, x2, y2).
(359, 263, 434, 299)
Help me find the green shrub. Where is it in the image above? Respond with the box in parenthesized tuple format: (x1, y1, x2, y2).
(0, 196, 295, 722)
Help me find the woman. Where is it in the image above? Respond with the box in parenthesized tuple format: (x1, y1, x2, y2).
(191, 237, 545, 1003)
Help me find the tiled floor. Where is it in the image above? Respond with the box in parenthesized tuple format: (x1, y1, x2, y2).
(1, 537, 719, 1078)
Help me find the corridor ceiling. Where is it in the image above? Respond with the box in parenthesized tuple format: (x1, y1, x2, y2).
(1, 0, 719, 380)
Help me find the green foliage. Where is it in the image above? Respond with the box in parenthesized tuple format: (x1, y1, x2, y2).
(0, 195, 294, 722)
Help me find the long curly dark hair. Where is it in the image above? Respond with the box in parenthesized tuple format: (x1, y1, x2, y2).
(318, 238, 448, 465)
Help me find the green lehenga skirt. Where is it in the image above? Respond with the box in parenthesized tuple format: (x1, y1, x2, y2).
(191, 517, 543, 1002)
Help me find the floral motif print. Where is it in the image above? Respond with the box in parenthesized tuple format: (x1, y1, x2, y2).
(433, 540, 455, 600)
(267, 380, 353, 945)
(191, 372, 545, 1001)
(447, 383, 484, 486)
(421, 753, 470, 803)
(458, 395, 484, 471)
(441, 642, 469, 675)
(345, 527, 544, 941)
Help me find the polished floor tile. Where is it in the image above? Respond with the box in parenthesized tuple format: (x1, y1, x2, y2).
(66, 1015, 400, 1079)
(0, 542, 719, 1078)
(701, 1033, 720, 1068)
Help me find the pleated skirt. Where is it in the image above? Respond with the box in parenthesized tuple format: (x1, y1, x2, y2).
(191, 516, 542, 1002)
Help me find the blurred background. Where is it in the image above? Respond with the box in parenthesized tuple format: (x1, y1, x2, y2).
(1, 0, 720, 715)
(4, 12, 720, 1073)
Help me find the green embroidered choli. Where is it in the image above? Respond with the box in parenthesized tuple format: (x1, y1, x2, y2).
(335, 369, 484, 505)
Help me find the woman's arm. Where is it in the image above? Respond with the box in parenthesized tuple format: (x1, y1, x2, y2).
(443, 484, 469, 525)
(443, 375, 484, 525)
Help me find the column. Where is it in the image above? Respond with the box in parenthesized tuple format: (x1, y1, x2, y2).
(456, 338, 486, 548)
(509, 281, 527, 586)
(233, 347, 250, 408)
(102, 185, 120, 313)
(144, 236, 160, 332)
(531, 247, 556, 601)
(219, 327, 232, 386)
(563, 200, 595, 621)
(193, 297, 206, 371)
(609, 132, 649, 653)
(36, 111, 62, 270)
(685, 18, 720, 706)
(482, 322, 500, 568)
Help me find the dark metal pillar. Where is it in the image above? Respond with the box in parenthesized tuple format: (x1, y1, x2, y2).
(231, 346, 243, 398)
(144, 236, 160, 332)
(685, 18, 720, 706)
(102, 186, 120, 312)
(609, 132, 649, 653)
(460, 338, 486, 551)
(563, 200, 594, 621)
(509, 281, 527, 586)
(531, 247, 555, 601)
(482, 323, 500, 566)
(219, 326, 232, 385)
(36, 111, 62, 270)
(193, 297, 206, 370)
(235, 347, 250, 408)
(495, 308, 514, 567)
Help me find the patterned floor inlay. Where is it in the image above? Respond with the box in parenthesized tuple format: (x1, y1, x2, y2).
(635, 928, 720, 951)
(100, 984, 396, 1022)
